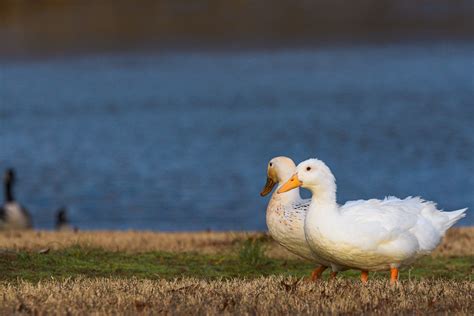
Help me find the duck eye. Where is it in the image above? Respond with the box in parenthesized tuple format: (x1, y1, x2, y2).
(306, 167, 311, 171)
(269, 163, 273, 167)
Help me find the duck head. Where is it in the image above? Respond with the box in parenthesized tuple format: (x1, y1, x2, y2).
(260, 156, 297, 196)
(278, 158, 336, 200)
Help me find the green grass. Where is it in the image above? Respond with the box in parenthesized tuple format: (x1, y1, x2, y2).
(0, 242, 471, 283)
(238, 236, 269, 266)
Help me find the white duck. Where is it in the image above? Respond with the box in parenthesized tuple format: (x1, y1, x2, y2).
(260, 156, 346, 280)
(278, 158, 467, 284)
(0, 169, 32, 230)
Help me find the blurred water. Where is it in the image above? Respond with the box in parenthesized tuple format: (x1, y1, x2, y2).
(0, 42, 473, 230)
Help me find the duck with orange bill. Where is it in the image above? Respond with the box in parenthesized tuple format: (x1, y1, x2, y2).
(278, 158, 467, 284)
(260, 156, 350, 280)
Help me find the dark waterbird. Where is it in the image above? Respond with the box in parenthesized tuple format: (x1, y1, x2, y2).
(55, 207, 77, 232)
(0, 168, 32, 230)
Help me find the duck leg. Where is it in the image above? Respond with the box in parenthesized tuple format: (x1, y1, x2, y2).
(310, 265, 327, 281)
(360, 270, 369, 283)
(390, 268, 399, 285)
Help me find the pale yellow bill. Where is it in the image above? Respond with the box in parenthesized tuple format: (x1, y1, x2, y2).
(277, 174, 302, 193)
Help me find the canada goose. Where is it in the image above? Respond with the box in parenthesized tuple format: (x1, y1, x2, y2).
(1, 168, 32, 230)
(55, 207, 77, 231)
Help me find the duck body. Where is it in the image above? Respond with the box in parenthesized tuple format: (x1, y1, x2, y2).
(281, 159, 468, 273)
(266, 186, 314, 261)
(306, 196, 467, 271)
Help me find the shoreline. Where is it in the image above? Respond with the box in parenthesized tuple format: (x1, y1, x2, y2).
(0, 228, 471, 314)
(0, 227, 472, 258)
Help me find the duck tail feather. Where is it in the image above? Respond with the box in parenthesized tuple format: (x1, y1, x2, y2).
(441, 208, 467, 234)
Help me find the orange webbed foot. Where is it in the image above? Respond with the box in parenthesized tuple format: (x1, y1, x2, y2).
(310, 266, 328, 281)
(390, 267, 399, 285)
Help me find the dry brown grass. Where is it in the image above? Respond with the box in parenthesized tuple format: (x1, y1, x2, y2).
(434, 227, 474, 257)
(0, 227, 472, 258)
(0, 276, 472, 315)
(0, 230, 252, 254)
(0, 229, 472, 314)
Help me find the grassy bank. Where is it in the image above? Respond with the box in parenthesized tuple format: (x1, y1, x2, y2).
(0, 237, 472, 283)
(0, 229, 472, 314)
(1, 227, 472, 256)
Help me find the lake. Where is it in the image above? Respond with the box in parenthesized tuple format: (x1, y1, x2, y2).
(1, 42, 473, 230)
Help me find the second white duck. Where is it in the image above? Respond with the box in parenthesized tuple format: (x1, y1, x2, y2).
(261, 156, 347, 280)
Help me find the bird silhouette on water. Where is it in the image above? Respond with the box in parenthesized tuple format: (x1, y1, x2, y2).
(0, 168, 32, 230)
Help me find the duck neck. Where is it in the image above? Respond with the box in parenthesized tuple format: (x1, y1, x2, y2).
(309, 182, 338, 214)
(4, 179, 14, 202)
(272, 184, 301, 205)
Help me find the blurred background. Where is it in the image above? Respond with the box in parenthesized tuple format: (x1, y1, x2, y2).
(0, 0, 473, 230)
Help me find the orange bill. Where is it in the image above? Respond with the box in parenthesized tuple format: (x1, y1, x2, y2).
(260, 177, 277, 196)
(277, 174, 302, 193)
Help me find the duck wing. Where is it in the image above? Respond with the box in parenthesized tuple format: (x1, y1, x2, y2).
(291, 198, 311, 212)
(337, 197, 422, 252)
(339, 197, 466, 254)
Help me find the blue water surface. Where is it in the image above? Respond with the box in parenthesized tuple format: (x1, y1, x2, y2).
(1, 42, 473, 230)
